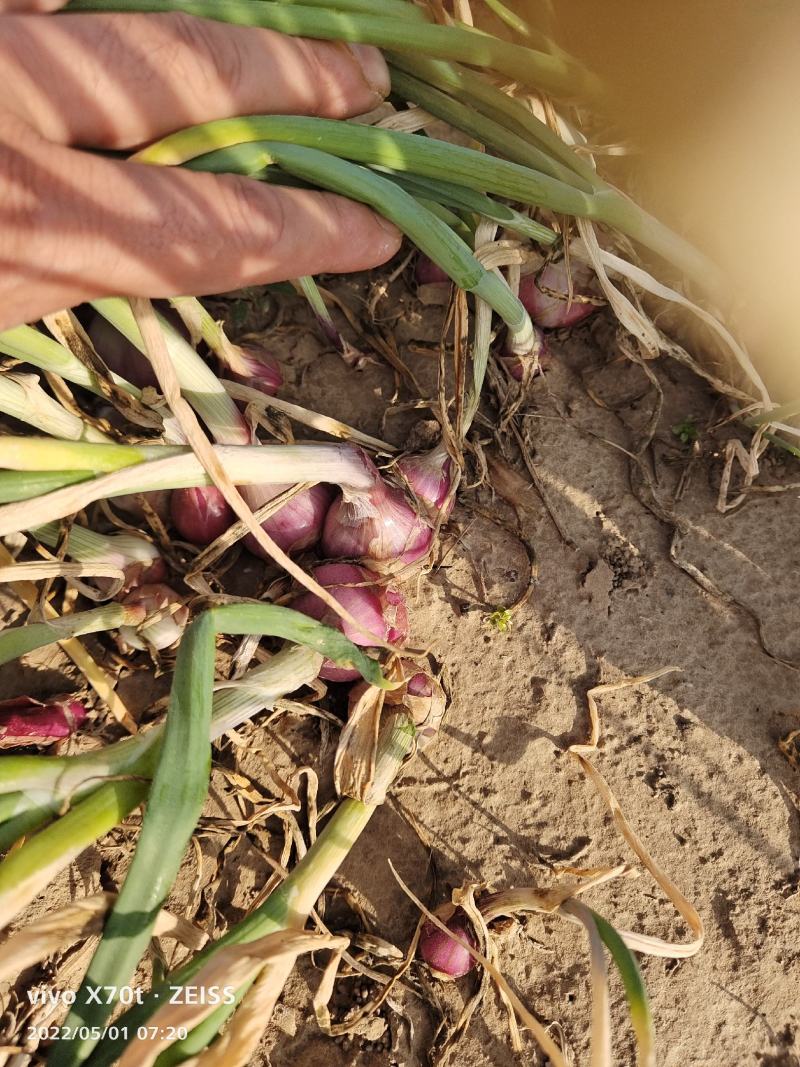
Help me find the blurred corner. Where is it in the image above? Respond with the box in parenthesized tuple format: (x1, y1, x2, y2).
(518, 0, 800, 408)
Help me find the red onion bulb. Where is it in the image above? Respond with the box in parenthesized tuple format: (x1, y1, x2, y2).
(321, 459, 433, 569)
(242, 483, 333, 559)
(88, 314, 159, 391)
(87, 305, 189, 391)
(419, 908, 478, 980)
(407, 671, 432, 697)
(171, 486, 234, 546)
(415, 254, 451, 286)
(118, 546, 166, 592)
(292, 563, 408, 682)
(383, 659, 445, 748)
(519, 260, 600, 329)
(0, 696, 87, 746)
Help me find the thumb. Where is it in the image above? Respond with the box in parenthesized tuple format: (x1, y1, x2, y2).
(1, 125, 401, 329)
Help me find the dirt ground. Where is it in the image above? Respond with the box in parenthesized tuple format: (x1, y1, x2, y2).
(2, 266, 799, 1067)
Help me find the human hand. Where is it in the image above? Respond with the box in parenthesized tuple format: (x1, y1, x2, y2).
(0, 3, 401, 330)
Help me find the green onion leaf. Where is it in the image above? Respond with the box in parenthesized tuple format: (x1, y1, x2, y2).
(0, 781, 147, 931)
(0, 325, 139, 397)
(140, 114, 596, 219)
(0, 470, 91, 504)
(0, 603, 139, 668)
(65, 0, 601, 100)
(389, 64, 595, 191)
(592, 909, 655, 1067)
(50, 613, 216, 1065)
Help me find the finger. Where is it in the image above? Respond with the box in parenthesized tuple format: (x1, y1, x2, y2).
(0, 119, 401, 331)
(0, 12, 389, 149)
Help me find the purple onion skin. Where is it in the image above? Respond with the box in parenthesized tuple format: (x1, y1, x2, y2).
(397, 445, 454, 519)
(407, 671, 433, 697)
(419, 909, 478, 979)
(498, 356, 523, 383)
(171, 487, 235, 546)
(415, 255, 451, 286)
(314, 314, 345, 353)
(384, 590, 409, 646)
(121, 582, 184, 612)
(229, 346, 283, 397)
(321, 481, 432, 568)
(315, 661, 360, 684)
(135, 556, 168, 586)
(518, 265, 598, 329)
(243, 483, 334, 559)
(312, 657, 360, 683)
(292, 563, 409, 682)
(0, 696, 87, 744)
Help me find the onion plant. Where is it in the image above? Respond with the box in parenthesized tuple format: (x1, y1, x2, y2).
(388, 64, 595, 189)
(78, 700, 417, 1066)
(90, 299, 250, 445)
(0, 645, 321, 828)
(188, 139, 534, 347)
(0, 571, 425, 1066)
(0, 438, 374, 528)
(380, 170, 558, 245)
(132, 113, 715, 290)
(387, 52, 604, 186)
(0, 603, 394, 1064)
(66, 0, 603, 101)
(32, 522, 166, 590)
(140, 116, 594, 215)
(48, 605, 391, 1066)
(0, 649, 326, 870)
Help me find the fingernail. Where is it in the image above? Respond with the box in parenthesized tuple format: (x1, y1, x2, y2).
(347, 43, 390, 100)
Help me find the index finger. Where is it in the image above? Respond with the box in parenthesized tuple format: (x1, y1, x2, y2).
(0, 117, 401, 331)
(0, 11, 389, 148)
